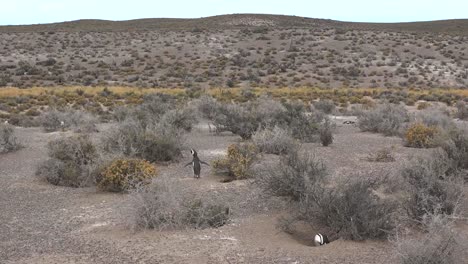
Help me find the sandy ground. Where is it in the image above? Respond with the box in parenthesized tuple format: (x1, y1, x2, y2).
(1, 120, 467, 264)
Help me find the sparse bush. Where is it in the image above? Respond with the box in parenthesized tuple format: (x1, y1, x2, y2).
(281, 101, 325, 142)
(160, 108, 198, 132)
(319, 118, 334, 146)
(210, 98, 324, 142)
(455, 101, 468, 120)
(358, 103, 409, 136)
(416, 101, 431, 110)
(400, 153, 464, 221)
(212, 143, 258, 180)
(102, 119, 184, 162)
(191, 95, 222, 120)
(36, 134, 98, 187)
(255, 148, 326, 201)
(313, 99, 335, 114)
(414, 107, 454, 131)
(212, 103, 258, 139)
(440, 128, 468, 171)
(304, 176, 398, 240)
(67, 110, 98, 133)
(39, 109, 65, 132)
(0, 124, 22, 153)
(257, 148, 397, 240)
(404, 123, 439, 148)
(130, 178, 230, 230)
(97, 158, 157, 192)
(138, 93, 176, 120)
(393, 214, 465, 264)
(183, 199, 230, 229)
(252, 96, 288, 126)
(39, 109, 98, 133)
(252, 126, 295, 155)
(366, 147, 395, 162)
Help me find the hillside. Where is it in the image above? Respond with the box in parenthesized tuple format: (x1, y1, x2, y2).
(0, 14, 467, 89)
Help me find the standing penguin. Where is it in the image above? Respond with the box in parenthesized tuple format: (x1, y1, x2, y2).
(184, 149, 209, 179)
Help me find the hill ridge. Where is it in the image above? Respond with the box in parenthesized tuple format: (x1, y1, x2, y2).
(0, 14, 467, 35)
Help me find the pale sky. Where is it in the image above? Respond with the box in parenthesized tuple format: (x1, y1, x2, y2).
(0, 0, 467, 26)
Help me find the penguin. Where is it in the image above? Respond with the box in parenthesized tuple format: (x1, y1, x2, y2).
(313, 233, 330, 246)
(184, 149, 209, 179)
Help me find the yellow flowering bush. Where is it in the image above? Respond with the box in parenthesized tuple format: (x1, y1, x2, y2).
(212, 143, 258, 180)
(405, 123, 438, 148)
(98, 158, 157, 192)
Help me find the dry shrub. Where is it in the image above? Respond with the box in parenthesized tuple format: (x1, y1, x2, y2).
(36, 134, 98, 187)
(256, 149, 398, 240)
(40, 109, 97, 133)
(255, 148, 326, 201)
(184, 199, 230, 229)
(400, 152, 464, 221)
(414, 107, 454, 131)
(319, 118, 334, 146)
(285, 101, 324, 142)
(97, 158, 157, 192)
(252, 126, 296, 155)
(440, 128, 468, 171)
(366, 147, 396, 162)
(455, 101, 468, 120)
(160, 107, 198, 132)
(393, 214, 466, 264)
(404, 123, 439, 148)
(212, 143, 258, 180)
(305, 177, 398, 240)
(313, 99, 335, 114)
(209, 97, 325, 142)
(358, 103, 409, 136)
(102, 118, 184, 162)
(212, 103, 259, 139)
(0, 123, 22, 153)
(190, 95, 221, 120)
(129, 178, 230, 230)
(416, 101, 431, 110)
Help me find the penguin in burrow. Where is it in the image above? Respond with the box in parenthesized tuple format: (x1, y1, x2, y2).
(184, 149, 209, 179)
